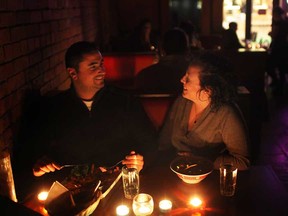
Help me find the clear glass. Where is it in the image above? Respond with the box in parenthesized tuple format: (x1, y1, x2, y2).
(133, 193, 154, 216)
(0, 151, 17, 202)
(220, 163, 238, 196)
(121, 166, 139, 199)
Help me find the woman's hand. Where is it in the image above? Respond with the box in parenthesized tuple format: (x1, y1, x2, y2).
(122, 151, 144, 172)
(33, 156, 61, 177)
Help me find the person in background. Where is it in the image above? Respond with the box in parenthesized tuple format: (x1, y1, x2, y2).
(31, 41, 157, 177)
(128, 18, 159, 52)
(179, 20, 202, 51)
(135, 28, 190, 94)
(266, 6, 288, 95)
(221, 22, 244, 49)
(158, 51, 250, 170)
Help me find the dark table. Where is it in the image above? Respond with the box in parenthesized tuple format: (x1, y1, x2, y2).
(22, 165, 288, 216)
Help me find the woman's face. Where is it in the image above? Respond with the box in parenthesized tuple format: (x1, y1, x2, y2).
(181, 66, 210, 102)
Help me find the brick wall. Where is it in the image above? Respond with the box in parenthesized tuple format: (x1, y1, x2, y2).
(0, 0, 99, 151)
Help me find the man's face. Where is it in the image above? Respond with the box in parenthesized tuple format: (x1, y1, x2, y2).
(73, 51, 106, 92)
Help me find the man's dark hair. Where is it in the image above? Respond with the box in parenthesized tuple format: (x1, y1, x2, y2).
(162, 28, 188, 55)
(65, 41, 99, 70)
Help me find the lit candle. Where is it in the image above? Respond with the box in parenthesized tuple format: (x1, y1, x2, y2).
(189, 197, 202, 208)
(116, 205, 129, 216)
(37, 191, 48, 202)
(159, 199, 172, 212)
(138, 206, 151, 214)
(133, 193, 154, 216)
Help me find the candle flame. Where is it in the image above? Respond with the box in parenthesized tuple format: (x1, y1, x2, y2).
(37, 191, 48, 201)
(116, 205, 129, 216)
(190, 197, 202, 207)
(159, 199, 172, 210)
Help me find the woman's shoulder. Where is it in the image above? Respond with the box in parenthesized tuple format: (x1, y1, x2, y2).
(171, 96, 190, 108)
(174, 95, 189, 104)
(215, 102, 244, 119)
(168, 96, 191, 115)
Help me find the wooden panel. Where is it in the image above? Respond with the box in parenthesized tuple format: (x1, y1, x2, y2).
(136, 94, 176, 130)
(103, 53, 156, 82)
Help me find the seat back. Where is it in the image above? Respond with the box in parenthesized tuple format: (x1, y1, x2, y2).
(136, 94, 176, 130)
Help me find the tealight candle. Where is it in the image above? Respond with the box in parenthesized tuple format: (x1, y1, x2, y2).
(116, 205, 130, 216)
(189, 197, 202, 208)
(159, 199, 172, 212)
(37, 191, 48, 202)
(138, 206, 151, 214)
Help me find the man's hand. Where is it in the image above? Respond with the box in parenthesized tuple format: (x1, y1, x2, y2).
(122, 151, 144, 172)
(33, 156, 61, 177)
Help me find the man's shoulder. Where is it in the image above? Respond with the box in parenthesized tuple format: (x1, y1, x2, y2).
(41, 89, 75, 109)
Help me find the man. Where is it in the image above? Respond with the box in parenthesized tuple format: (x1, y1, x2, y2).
(221, 22, 244, 49)
(32, 41, 157, 176)
(266, 6, 288, 95)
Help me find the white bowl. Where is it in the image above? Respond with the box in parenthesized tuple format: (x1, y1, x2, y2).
(170, 156, 213, 184)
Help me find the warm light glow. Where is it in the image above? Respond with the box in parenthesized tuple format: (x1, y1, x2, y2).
(116, 205, 129, 216)
(159, 199, 172, 212)
(138, 206, 151, 214)
(190, 197, 202, 207)
(133, 193, 154, 215)
(40, 206, 48, 215)
(37, 191, 48, 202)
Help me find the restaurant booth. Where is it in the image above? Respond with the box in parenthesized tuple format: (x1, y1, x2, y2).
(1, 0, 288, 215)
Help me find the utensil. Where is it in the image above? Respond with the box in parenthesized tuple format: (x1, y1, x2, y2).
(184, 164, 197, 170)
(60, 163, 89, 169)
(94, 180, 101, 193)
(103, 160, 123, 170)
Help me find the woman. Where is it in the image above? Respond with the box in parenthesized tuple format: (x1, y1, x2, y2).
(158, 52, 250, 170)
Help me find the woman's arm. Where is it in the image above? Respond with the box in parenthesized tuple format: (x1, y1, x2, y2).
(216, 105, 250, 170)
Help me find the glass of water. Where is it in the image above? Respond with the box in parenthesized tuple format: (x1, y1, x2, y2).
(220, 163, 238, 196)
(122, 166, 139, 199)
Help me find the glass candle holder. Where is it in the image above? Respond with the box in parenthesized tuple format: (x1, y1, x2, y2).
(132, 193, 154, 216)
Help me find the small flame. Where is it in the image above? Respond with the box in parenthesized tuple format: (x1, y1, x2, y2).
(190, 197, 202, 207)
(37, 191, 48, 202)
(116, 205, 129, 216)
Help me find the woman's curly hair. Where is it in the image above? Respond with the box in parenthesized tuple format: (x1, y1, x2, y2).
(188, 51, 238, 111)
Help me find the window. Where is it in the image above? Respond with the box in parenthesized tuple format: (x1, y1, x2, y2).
(223, 0, 272, 47)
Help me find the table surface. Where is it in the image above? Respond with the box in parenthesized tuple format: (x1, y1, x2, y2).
(22, 165, 288, 216)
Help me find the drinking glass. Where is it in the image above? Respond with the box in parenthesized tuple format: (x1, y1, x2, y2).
(121, 166, 139, 199)
(219, 163, 238, 196)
